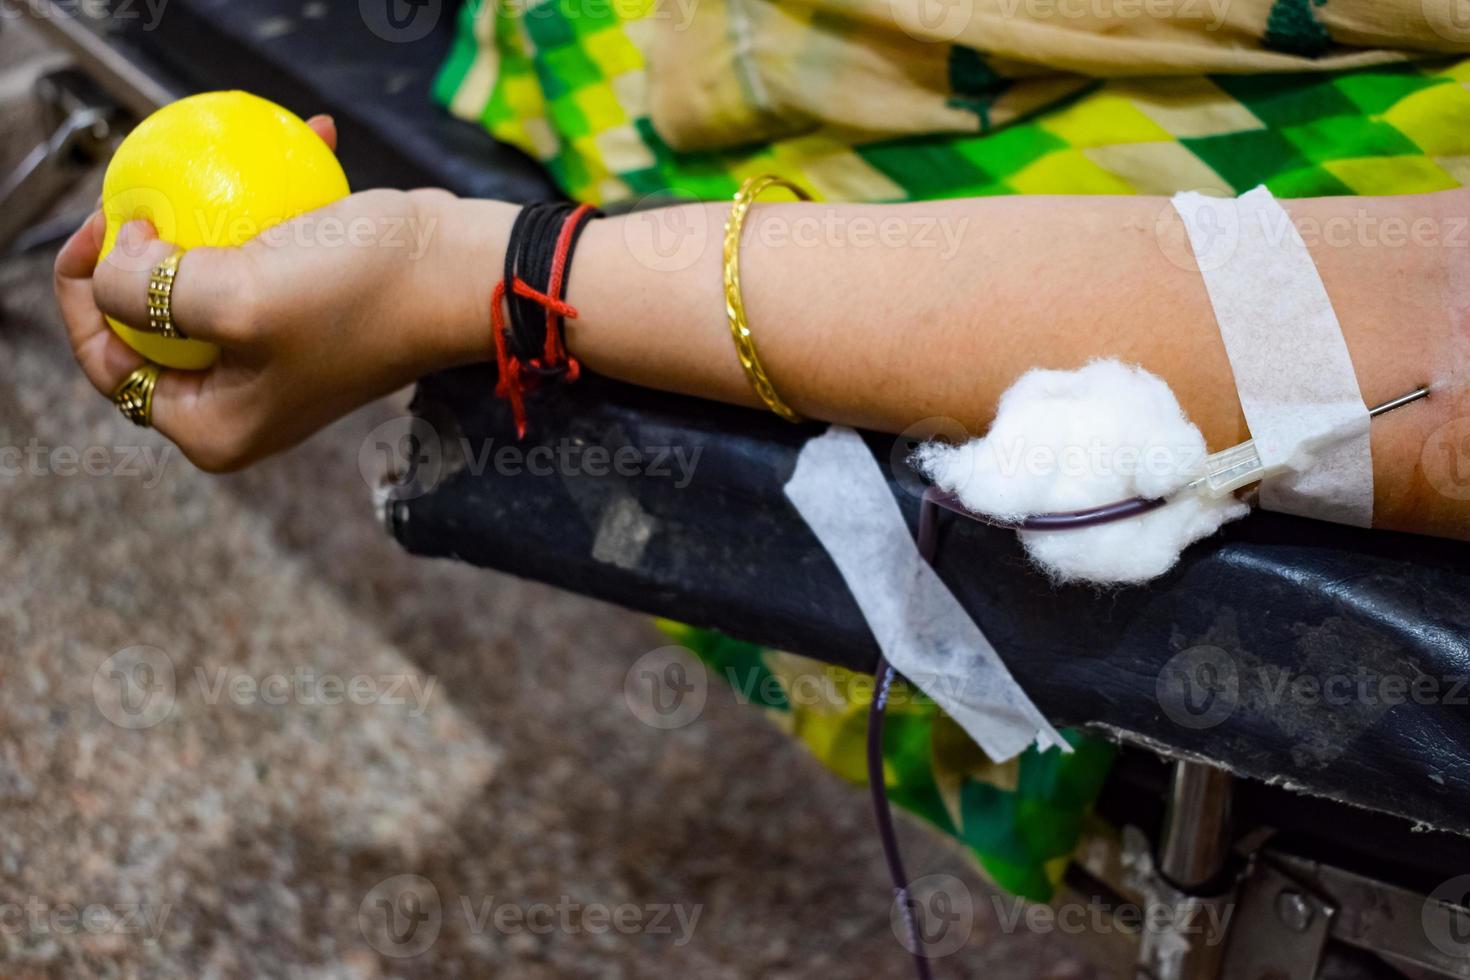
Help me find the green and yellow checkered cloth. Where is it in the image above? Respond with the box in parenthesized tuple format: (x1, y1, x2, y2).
(433, 0, 1470, 901)
(435, 0, 1470, 204)
(639, 0, 1470, 153)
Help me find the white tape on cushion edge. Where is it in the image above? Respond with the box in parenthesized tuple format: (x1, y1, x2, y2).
(784, 426, 1068, 762)
(1172, 186, 1373, 527)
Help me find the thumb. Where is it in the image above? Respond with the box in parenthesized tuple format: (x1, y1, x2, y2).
(93, 220, 259, 347)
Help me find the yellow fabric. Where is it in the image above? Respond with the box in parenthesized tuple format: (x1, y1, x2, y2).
(646, 0, 1470, 151)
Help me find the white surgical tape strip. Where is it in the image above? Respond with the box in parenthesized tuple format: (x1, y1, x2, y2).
(1172, 187, 1374, 527)
(784, 426, 1068, 762)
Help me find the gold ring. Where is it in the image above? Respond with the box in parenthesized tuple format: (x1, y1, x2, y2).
(146, 249, 187, 339)
(112, 363, 161, 428)
(723, 175, 809, 424)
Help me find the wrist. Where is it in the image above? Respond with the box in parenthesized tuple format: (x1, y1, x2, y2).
(414, 192, 517, 372)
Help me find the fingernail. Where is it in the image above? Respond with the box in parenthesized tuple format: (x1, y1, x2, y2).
(118, 220, 151, 247)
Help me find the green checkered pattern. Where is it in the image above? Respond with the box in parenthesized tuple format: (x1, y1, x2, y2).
(433, 0, 1470, 901)
(434, 0, 1470, 204)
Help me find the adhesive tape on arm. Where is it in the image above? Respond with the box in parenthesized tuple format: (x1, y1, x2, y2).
(1172, 186, 1373, 527)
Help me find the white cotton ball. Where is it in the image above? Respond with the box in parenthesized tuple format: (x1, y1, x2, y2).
(912, 359, 1249, 585)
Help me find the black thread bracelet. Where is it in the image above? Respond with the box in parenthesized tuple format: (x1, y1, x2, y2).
(502, 201, 602, 376)
(492, 201, 604, 437)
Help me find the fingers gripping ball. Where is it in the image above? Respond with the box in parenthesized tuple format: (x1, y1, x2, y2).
(99, 91, 350, 369)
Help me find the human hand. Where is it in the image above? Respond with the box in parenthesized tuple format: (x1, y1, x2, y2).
(54, 115, 512, 471)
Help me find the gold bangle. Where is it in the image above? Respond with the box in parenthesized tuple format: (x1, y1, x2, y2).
(722, 174, 810, 424)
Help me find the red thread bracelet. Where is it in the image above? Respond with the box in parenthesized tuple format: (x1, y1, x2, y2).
(491, 203, 597, 438)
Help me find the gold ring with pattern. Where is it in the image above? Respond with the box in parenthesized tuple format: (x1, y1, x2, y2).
(722, 175, 810, 424)
(146, 249, 187, 339)
(112, 363, 161, 428)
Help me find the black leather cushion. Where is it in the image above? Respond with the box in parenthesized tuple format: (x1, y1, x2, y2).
(392, 369, 1470, 837)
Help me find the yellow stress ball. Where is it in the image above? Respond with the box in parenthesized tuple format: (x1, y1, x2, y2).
(99, 90, 350, 369)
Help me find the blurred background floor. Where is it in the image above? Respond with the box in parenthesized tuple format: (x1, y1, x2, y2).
(0, 16, 1119, 979)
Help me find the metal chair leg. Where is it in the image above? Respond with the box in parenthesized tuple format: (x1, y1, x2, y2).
(0, 66, 119, 254)
(1132, 761, 1236, 980)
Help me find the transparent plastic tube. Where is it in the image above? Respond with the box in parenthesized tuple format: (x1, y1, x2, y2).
(1192, 439, 1270, 499)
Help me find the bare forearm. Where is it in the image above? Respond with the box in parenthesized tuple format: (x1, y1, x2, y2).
(441, 191, 1470, 539)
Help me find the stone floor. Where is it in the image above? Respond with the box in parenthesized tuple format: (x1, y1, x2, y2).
(0, 15, 1118, 979)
